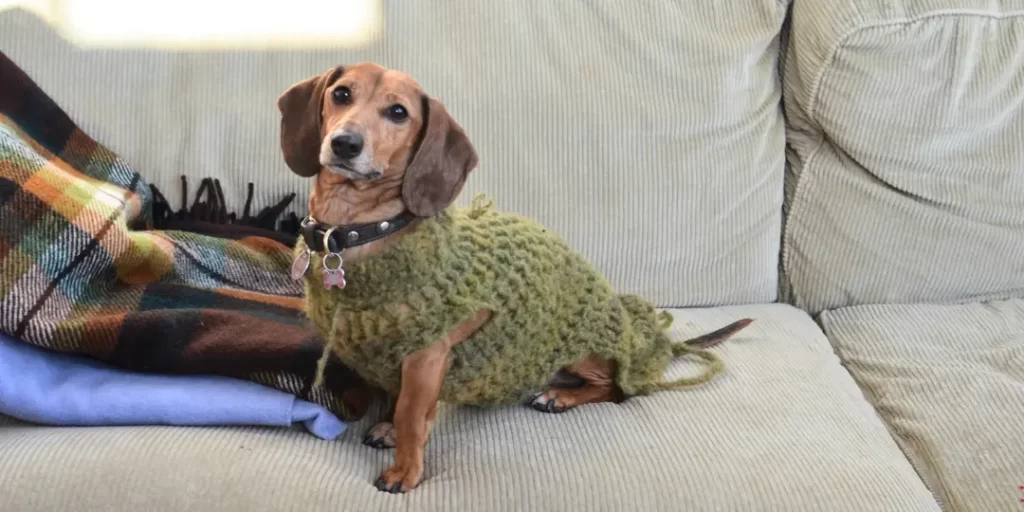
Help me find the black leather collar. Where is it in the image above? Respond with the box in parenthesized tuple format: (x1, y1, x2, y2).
(300, 211, 417, 252)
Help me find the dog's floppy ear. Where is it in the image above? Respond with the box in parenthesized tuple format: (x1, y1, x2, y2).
(402, 97, 478, 217)
(277, 66, 345, 177)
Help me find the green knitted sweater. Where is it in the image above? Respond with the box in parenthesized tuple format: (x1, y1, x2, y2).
(301, 196, 723, 406)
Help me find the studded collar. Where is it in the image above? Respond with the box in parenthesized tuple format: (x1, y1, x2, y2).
(299, 211, 418, 252)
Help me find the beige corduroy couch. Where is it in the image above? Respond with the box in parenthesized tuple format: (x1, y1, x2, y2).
(1, 1, 1022, 510)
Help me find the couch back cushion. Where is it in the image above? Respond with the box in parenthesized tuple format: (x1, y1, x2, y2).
(0, 0, 788, 307)
(781, 0, 1024, 313)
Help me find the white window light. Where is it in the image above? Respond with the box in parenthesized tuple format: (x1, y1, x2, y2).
(0, 0, 381, 49)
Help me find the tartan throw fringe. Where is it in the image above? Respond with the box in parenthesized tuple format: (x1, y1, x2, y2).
(0, 51, 373, 421)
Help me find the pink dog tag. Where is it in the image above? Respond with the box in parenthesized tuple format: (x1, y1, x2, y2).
(323, 268, 347, 289)
(322, 252, 346, 290)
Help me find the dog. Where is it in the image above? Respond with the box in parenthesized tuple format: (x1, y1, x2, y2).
(277, 62, 753, 493)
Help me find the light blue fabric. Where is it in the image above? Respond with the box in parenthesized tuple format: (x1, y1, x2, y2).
(0, 333, 346, 439)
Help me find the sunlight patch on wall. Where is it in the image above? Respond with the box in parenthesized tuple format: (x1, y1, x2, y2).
(0, 0, 381, 49)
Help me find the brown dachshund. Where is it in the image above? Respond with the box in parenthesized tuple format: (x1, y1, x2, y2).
(278, 62, 752, 493)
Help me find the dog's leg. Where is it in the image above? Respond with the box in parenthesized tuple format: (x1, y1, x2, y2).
(373, 344, 447, 493)
(363, 395, 398, 449)
(528, 319, 753, 413)
(374, 309, 491, 493)
(528, 356, 621, 413)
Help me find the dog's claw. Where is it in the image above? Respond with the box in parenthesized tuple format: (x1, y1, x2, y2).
(374, 476, 403, 493)
(527, 390, 567, 414)
(374, 475, 401, 491)
(363, 422, 396, 449)
(375, 469, 420, 493)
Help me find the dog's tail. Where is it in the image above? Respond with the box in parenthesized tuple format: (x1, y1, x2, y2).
(680, 318, 754, 349)
(641, 317, 755, 393)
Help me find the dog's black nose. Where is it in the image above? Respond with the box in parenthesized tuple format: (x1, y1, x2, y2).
(331, 133, 364, 159)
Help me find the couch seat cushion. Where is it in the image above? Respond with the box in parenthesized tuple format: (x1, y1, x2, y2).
(0, 304, 938, 511)
(821, 300, 1024, 512)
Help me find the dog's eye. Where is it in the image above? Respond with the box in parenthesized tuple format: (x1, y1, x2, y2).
(332, 86, 352, 105)
(384, 104, 408, 123)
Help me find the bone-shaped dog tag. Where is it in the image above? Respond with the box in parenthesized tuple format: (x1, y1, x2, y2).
(323, 268, 347, 289)
(322, 252, 347, 290)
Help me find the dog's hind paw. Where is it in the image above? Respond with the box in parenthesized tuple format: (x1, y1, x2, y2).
(362, 422, 397, 449)
(526, 383, 619, 412)
(526, 391, 568, 414)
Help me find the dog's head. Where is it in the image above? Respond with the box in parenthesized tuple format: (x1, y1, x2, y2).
(277, 62, 478, 217)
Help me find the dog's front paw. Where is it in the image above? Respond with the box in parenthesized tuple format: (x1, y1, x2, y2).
(526, 390, 569, 414)
(374, 462, 424, 493)
(362, 422, 397, 449)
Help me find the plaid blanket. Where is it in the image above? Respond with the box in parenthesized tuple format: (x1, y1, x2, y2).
(0, 52, 372, 421)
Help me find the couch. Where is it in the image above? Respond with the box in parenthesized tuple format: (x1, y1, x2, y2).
(1, 0, 1021, 510)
